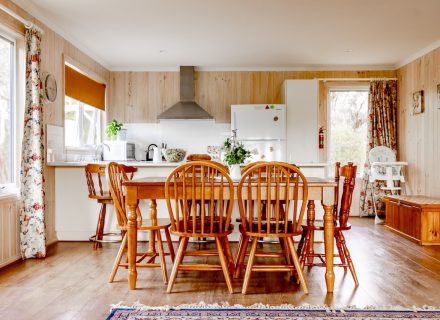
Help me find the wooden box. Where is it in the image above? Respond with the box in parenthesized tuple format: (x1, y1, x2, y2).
(384, 195, 440, 245)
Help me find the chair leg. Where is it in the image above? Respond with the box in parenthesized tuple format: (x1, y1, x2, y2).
(94, 203, 106, 249)
(234, 234, 249, 278)
(108, 233, 127, 283)
(286, 237, 309, 294)
(300, 229, 312, 269)
(164, 227, 175, 262)
(156, 229, 168, 285)
(215, 237, 233, 294)
(242, 237, 258, 294)
(279, 238, 294, 277)
(297, 229, 306, 258)
(339, 231, 359, 286)
(221, 236, 234, 274)
(167, 237, 188, 293)
(335, 231, 347, 271)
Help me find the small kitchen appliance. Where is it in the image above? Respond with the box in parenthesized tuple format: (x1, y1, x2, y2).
(102, 140, 136, 161)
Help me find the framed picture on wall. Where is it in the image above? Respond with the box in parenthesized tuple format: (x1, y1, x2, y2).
(413, 90, 424, 114)
(437, 84, 440, 109)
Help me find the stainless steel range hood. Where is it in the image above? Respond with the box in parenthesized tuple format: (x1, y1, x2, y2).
(157, 66, 214, 121)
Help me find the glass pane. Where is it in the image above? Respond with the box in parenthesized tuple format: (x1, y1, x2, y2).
(0, 36, 13, 184)
(329, 90, 369, 173)
(64, 96, 101, 148)
(65, 96, 80, 147)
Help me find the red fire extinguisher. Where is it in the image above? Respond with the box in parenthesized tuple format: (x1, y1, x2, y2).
(319, 126, 325, 149)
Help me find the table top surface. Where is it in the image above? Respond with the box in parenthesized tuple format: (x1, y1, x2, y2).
(123, 176, 336, 186)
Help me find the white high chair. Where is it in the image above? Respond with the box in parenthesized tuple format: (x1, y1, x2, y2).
(367, 146, 408, 224)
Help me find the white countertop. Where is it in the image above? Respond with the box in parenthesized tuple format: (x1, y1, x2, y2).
(46, 161, 186, 167)
(47, 160, 332, 168)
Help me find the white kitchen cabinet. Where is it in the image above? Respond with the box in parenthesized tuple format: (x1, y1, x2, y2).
(282, 79, 319, 163)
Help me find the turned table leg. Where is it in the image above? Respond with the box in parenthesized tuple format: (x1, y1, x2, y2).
(149, 199, 158, 253)
(306, 200, 315, 265)
(323, 203, 335, 293)
(125, 186, 139, 290)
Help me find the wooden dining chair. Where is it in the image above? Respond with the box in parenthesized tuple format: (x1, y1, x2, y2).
(165, 161, 235, 293)
(234, 162, 309, 294)
(186, 154, 212, 161)
(297, 162, 359, 285)
(106, 162, 175, 284)
(85, 163, 137, 249)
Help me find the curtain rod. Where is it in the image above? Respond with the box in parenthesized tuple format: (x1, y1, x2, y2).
(317, 78, 397, 81)
(0, 3, 44, 34)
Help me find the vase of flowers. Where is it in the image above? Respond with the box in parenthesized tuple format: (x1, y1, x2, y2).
(222, 131, 251, 180)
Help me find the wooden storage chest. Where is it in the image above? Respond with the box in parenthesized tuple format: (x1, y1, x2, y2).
(384, 196, 440, 245)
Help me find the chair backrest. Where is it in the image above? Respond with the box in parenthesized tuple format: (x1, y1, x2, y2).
(336, 162, 357, 227)
(165, 161, 234, 237)
(241, 161, 267, 174)
(187, 154, 212, 161)
(86, 163, 137, 199)
(106, 162, 140, 227)
(369, 146, 396, 163)
(237, 162, 308, 237)
(85, 164, 107, 198)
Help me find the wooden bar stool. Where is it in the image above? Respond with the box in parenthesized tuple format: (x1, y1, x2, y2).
(85, 163, 137, 249)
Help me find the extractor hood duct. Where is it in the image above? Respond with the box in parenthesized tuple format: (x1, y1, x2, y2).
(157, 66, 214, 120)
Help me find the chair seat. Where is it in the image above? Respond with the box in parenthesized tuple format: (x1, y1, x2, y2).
(301, 221, 351, 231)
(118, 218, 171, 231)
(89, 192, 113, 203)
(172, 219, 234, 237)
(239, 222, 302, 237)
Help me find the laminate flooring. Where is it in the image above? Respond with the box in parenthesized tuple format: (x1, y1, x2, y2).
(0, 217, 439, 320)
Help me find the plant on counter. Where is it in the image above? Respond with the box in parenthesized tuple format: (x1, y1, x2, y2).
(106, 119, 123, 139)
(222, 137, 251, 165)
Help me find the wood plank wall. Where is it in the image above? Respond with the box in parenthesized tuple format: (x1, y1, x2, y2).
(397, 47, 440, 197)
(0, 0, 111, 245)
(108, 70, 397, 123)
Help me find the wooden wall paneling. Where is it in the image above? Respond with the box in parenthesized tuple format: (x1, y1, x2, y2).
(397, 46, 440, 198)
(114, 70, 397, 124)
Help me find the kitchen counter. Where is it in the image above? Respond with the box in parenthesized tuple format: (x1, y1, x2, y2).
(46, 160, 186, 167)
(47, 160, 331, 168)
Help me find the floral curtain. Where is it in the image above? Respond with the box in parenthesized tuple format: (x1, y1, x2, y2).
(20, 28, 46, 259)
(359, 80, 398, 217)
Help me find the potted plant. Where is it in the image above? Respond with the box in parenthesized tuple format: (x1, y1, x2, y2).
(222, 134, 251, 180)
(106, 119, 126, 140)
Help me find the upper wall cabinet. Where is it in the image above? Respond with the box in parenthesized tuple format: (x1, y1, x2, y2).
(282, 79, 319, 163)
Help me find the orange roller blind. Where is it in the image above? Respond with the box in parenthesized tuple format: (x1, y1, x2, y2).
(65, 65, 106, 110)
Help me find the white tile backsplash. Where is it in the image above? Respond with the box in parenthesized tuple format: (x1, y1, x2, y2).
(123, 121, 230, 161)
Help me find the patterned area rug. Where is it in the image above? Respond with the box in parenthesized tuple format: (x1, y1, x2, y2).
(106, 303, 440, 319)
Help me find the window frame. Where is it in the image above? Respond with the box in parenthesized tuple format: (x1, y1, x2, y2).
(324, 81, 369, 177)
(0, 31, 16, 189)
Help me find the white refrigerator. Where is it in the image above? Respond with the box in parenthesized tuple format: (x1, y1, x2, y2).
(231, 104, 286, 162)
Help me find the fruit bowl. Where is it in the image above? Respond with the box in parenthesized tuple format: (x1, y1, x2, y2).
(162, 148, 186, 162)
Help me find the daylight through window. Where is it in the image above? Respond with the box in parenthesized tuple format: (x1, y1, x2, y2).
(0, 35, 14, 185)
(328, 89, 369, 174)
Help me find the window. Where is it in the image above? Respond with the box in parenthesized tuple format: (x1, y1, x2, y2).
(0, 34, 14, 185)
(64, 62, 105, 149)
(328, 88, 369, 174)
(64, 96, 102, 148)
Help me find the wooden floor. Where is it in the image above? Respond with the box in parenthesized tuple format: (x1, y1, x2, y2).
(0, 217, 439, 320)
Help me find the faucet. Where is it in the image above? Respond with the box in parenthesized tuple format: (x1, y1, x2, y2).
(93, 143, 111, 161)
(146, 144, 157, 161)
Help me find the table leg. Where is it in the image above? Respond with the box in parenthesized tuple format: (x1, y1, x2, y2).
(127, 202, 138, 290)
(323, 203, 335, 293)
(306, 200, 315, 265)
(149, 199, 158, 253)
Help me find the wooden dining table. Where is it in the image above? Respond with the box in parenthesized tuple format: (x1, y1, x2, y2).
(123, 176, 337, 293)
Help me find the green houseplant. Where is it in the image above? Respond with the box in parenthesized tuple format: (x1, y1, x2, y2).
(222, 135, 251, 179)
(106, 119, 124, 140)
